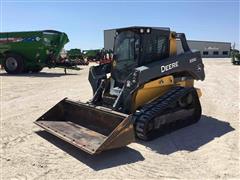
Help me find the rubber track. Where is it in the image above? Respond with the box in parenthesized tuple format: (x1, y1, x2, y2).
(134, 86, 201, 140)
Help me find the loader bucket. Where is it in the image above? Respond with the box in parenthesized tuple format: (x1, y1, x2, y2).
(35, 99, 135, 155)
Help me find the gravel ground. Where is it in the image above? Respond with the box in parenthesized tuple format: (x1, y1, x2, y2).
(1, 59, 239, 179)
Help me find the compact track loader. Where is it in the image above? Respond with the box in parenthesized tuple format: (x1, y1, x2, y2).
(35, 27, 205, 155)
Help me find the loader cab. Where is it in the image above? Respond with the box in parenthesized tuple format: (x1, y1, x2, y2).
(112, 27, 171, 84)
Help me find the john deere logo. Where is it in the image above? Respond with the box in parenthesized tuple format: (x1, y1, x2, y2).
(161, 61, 179, 73)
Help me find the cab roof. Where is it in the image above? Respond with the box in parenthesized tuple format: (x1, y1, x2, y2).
(106, 26, 170, 32)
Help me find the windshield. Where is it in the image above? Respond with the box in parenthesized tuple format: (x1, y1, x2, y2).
(112, 31, 139, 84)
(114, 31, 139, 62)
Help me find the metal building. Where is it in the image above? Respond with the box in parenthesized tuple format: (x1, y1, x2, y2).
(104, 29, 231, 58)
(176, 40, 231, 58)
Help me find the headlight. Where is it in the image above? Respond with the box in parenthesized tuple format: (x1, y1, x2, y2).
(126, 80, 131, 87)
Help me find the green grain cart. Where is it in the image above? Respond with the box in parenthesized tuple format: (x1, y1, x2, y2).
(82, 49, 101, 61)
(0, 30, 71, 74)
(67, 48, 82, 59)
(67, 48, 89, 65)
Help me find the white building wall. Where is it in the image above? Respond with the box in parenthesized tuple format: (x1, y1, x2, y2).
(177, 40, 231, 57)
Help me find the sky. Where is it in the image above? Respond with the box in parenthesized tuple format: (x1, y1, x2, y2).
(0, 0, 239, 50)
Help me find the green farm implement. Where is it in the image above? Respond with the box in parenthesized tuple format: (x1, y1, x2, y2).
(231, 50, 240, 65)
(66, 48, 89, 65)
(0, 30, 79, 74)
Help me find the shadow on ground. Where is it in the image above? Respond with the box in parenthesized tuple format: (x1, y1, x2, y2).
(0, 72, 79, 77)
(139, 115, 235, 154)
(36, 131, 144, 171)
(35, 115, 234, 170)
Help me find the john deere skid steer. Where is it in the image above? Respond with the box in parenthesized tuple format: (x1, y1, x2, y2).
(35, 27, 205, 155)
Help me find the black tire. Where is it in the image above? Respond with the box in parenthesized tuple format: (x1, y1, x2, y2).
(3, 53, 25, 74)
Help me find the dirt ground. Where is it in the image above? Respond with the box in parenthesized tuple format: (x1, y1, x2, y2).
(1, 59, 239, 179)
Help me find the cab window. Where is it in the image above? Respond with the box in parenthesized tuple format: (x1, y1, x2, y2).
(142, 34, 169, 64)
